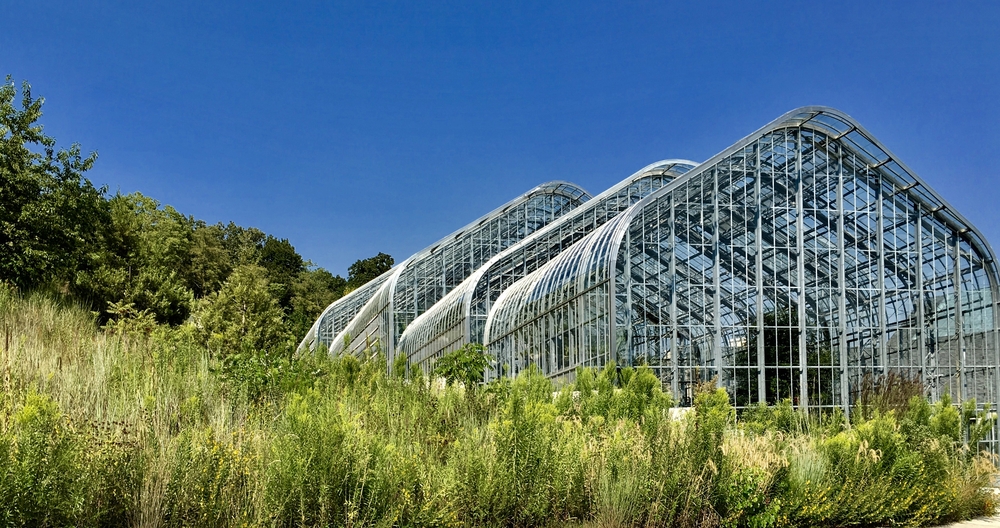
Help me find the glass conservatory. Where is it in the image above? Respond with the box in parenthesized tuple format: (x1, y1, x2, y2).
(397, 160, 697, 370)
(304, 106, 999, 430)
(483, 107, 999, 421)
(298, 181, 591, 361)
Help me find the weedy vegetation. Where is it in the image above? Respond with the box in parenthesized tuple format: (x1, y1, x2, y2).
(0, 285, 996, 527)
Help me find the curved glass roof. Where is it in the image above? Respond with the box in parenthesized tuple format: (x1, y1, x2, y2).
(484, 107, 999, 416)
(316, 180, 592, 359)
(299, 181, 590, 354)
(397, 160, 697, 367)
(299, 180, 590, 353)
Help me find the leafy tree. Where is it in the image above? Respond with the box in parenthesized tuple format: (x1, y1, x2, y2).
(126, 194, 196, 323)
(258, 236, 304, 311)
(220, 222, 267, 267)
(259, 237, 304, 283)
(433, 343, 491, 388)
(286, 267, 347, 339)
(75, 192, 195, 324)
(185, 222, 231, 297)
(192, 264, 287, 353)
(0, 77, 107, 291)
(347, 252, 393, 290)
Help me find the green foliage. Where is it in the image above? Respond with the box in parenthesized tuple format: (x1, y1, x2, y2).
(258, 236, 304, 311)
(0, 391, 85, 526)
(555, 362, 673, 433)
(1, 284, 997, 527)
(432, 343, 491, 388)
(932, 393, 962, 442)
(0, 77, 107, 292)
(693, 382, 733, 468)
(264, 387, 453, 527)
(0, 391, 143, 527)
(102, 299, 158, 336)
(186, 222, 231, 297)
(963, 399, 996, 448)
(163, 427, 253, 527)
(347, 251, 394, 290)
(193, 264, 287, 354)
(740, 399, 806, 435)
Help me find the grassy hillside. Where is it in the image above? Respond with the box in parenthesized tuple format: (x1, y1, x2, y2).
(0, 285, 995, 527)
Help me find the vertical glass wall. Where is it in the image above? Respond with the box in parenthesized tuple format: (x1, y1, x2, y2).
(484, 108, 999, 436)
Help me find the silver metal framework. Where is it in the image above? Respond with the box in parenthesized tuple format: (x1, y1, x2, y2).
(397, 160, 698, 369)
(307, 181, 591, 360)
(482, 107, 998, 438)
(300, 106, 999, 446)
(298, 269, 393, 353)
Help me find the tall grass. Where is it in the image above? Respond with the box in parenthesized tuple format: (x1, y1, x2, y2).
(0, 285, 995, 527)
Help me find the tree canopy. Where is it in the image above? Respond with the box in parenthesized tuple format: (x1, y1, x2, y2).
(347, 252, 393, 290)
(0, 77, 106, 291)
(0, 76, 392, 352)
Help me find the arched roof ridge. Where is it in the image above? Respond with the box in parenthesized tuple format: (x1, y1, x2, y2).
(456, 160, 696, 318)
(396, 180, 591, 274)
(397, 160, 696, 355)
(601, 106, 997, 283)
(483, 106, 1000, 351)
(300, 180, 591, 353)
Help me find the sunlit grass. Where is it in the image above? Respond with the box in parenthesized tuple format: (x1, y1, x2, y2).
(0, 285, 995, 527)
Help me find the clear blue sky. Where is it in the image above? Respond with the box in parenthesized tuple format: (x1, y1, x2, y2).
(3, 1, 999, 275)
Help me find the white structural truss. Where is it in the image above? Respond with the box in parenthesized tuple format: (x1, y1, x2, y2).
(299, 181, 591, 359)
(398, 160, 698, 368)
(305, 107, 1000, 445)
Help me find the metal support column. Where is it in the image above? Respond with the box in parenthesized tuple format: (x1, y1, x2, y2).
(623, 224, 634, 366)
(755, 153, 766, 404)
(670, 197, 679, 398)
(796, 129, 809, 411)
(713, 169, 724, 386)
(837, 143, 850, 419)
(955, 235, 966, 403)
(876, 172, 888, 375)
(916, 210, 926, 387)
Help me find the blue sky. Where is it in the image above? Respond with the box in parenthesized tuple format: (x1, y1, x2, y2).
(3, 1, 999, 275)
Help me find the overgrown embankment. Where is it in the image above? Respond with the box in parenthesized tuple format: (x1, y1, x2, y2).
(0, 286, 995, 527)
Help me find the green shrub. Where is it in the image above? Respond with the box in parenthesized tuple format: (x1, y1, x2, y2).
(0, 392, 86, 527)
(448, 366, 590, 526)
(1, 291, 997, 526)
(162, 426, 254, 527)
(432, 343, 491, 389)
(263, 386, 454, 527)
(717, 432, 788, 528)
(740, 399, 805, 435)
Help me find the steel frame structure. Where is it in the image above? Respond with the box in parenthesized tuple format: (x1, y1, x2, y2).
(300, 106, 999, 445)
(483, 107, 999, 436)
(299, 181, 591, 359)
(397, 160, 698, 369)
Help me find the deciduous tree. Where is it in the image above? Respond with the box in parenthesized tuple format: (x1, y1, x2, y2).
(347, 252, 393, 290)
(0, 77, 106, 291)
